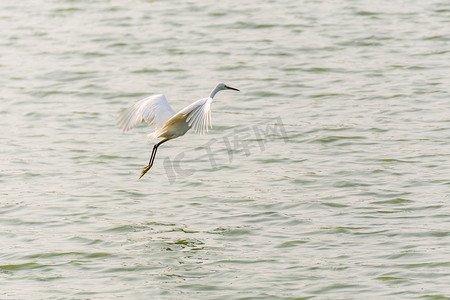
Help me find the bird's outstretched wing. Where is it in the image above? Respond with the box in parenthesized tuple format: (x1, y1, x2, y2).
(117, 94, 176, 132)
(178, 97, 213, 135)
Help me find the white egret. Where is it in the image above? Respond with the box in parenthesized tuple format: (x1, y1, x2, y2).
(117, 83, 239, 179)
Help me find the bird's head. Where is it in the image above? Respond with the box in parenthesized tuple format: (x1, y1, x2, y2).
(210, 82, 239, 98)
(217, 82, 240, 92)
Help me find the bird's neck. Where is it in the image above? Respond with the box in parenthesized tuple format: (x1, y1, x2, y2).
(209, 86, 221, 99)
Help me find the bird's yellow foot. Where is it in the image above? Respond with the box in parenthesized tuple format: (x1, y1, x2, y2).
(139, 163, 152, 179)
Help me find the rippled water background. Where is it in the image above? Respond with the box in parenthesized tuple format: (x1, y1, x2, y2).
(2, 0, 450, 298)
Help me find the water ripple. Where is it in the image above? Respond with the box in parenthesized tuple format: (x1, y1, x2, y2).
(1, 0, 450, 298)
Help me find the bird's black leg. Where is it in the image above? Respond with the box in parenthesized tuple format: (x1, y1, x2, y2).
(147, 143, 159, 165)
(139, 139, 169, 179)
(150, 139, 169, 165)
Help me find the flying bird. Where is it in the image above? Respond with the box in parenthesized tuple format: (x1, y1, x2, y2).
(117, 83, 240, 179)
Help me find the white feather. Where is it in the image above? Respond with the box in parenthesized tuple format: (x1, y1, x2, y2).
(179, 97, 213, 134)
(116, 94, 176, 132)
